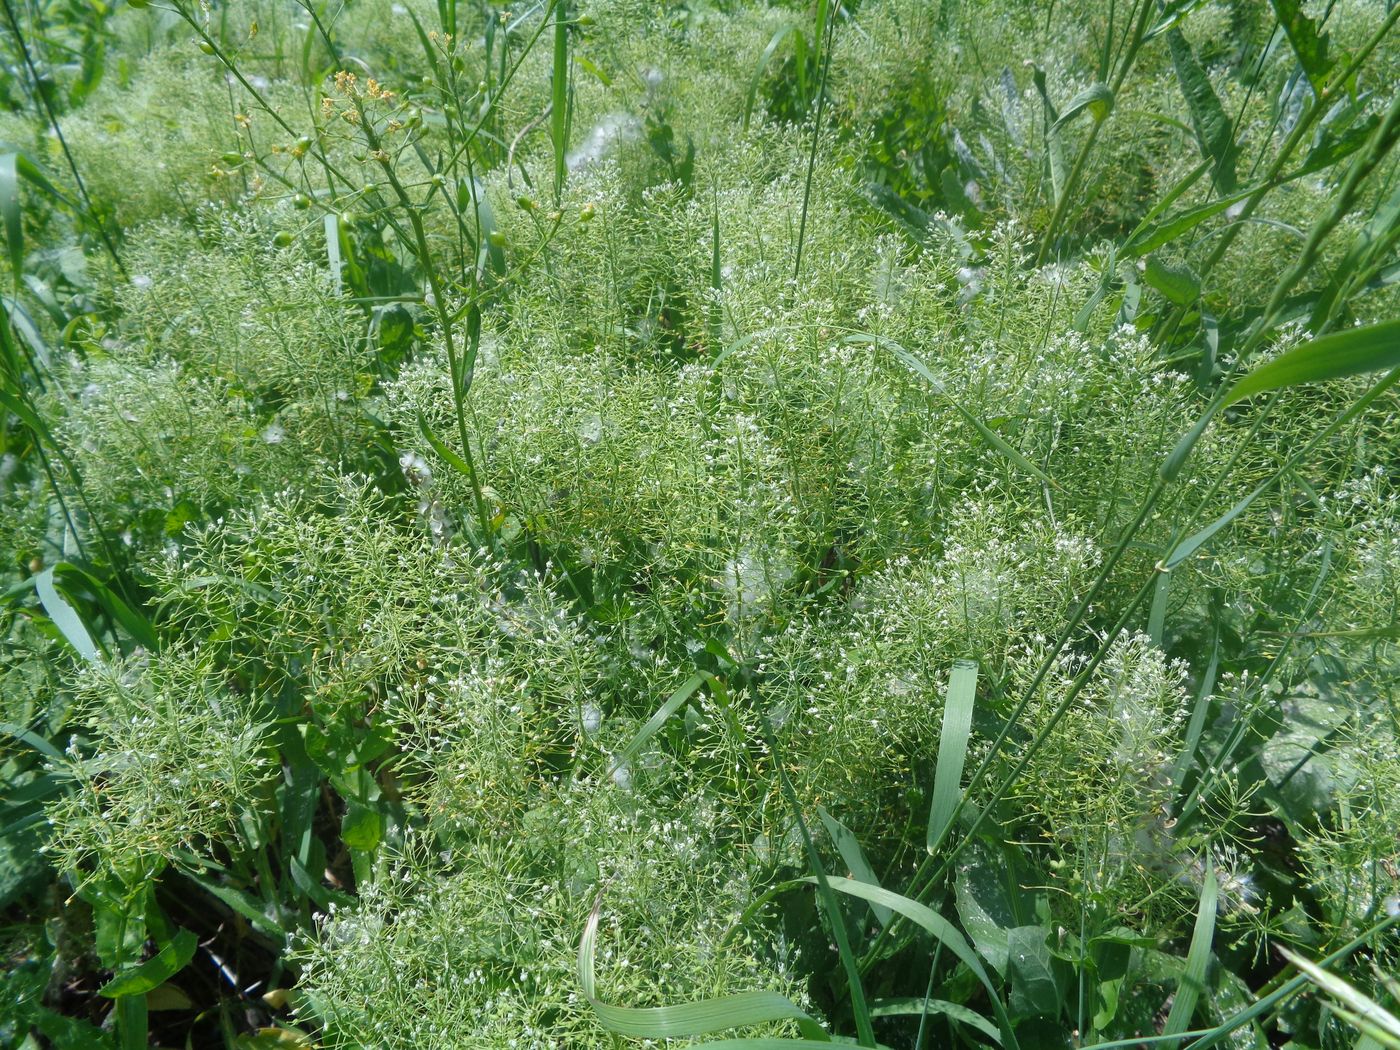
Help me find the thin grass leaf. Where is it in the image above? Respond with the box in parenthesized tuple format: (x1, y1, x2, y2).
(417, 411, 474, 478)
(1031, 67, 1067, 205)
(869, 997, 1002, 1043)
(607, 671, 710, 776)
(34, 566, 101, 664)
(817, 806, 890, 927)
(578, 896, 831, 1040)
(744, 25, 799, 131)
(927, 659, 977, 855)
(801, 877, 1020, 1050)
(550, 0, 569, 203)
(848, 334, 1058, 488)
(1164, 478, 1271, 570)
(1147, 569, 1171, 646)
(1162, 864, 1217, 1044)
(0, 720, 67, 763)
(1279, 948, 1400, 1049)
(51, 562, 157, 653)
(1221, 318, 1400, 407)
(1166, 28, 1237, 192)
(1169, 627, 1220, 796)
(324, 213, 342, 295)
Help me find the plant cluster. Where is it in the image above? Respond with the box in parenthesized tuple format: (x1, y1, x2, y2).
(0, 0, 1397, 1048)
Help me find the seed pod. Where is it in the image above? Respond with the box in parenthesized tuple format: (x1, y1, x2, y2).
(198, 39, 215, 55)
(488, 230, 507, 248)
(580, 202, 596, 222)
(221, 151, 244, 165)
(273, 231, 294, 247)
(292, 193, 312, 210)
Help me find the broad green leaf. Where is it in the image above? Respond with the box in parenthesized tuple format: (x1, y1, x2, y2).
(927, 659, 977, 854)
(805, 877, 1020, 1050)
(1162, 865, 1217, 1043)
(1269, 0, 1333, 95)
(99, 929, 198, 998)
(1007, 925, 1060, 1020)
(1144, 256, 1201, 306)
(340, 801, 384, 852)
(1221, 318, 1400, 407)
(34, 567, 100, 664)
(1166, 28, 1237, 192)
(578, 896, 831, 1040)
(1049, 83, 1114, 133)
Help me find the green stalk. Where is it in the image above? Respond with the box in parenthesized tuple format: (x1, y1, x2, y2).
(1035, 0, 1154, 265)
(0, 0, 126, 277)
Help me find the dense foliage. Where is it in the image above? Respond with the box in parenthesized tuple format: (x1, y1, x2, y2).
(1, 0, 1398, 1048)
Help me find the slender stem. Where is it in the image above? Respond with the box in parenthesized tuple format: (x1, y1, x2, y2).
(0, 0, 126, 277)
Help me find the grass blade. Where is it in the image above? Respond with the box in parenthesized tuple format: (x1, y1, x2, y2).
(578, 895, 831, 1040)
(34, 566, 101, 664)
(803, 877, 1020, 1050)
(847, 334, 1059, 488)
(817, 805, 891, 928)
(551, 0, 570, 203)
(927, 659, 977, 855)
(1163, 863, 1217, 1044)
(869, 997, 1003, 1042)
(1221, 318, 1400, 407)
(743, 25, 798, 131)
(607, 671, 710, 776)
(1279, 948, 1400, 1049)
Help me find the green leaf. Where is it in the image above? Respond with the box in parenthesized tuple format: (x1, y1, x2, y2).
(744, 25, 800, 131)
(99, 929, 198, 998)
(34, 567, 101, 663)
(927, 659, 977, 854)
(1166, 28, 1237, 192)
(1007, 925, 1061, 1020)
(1, 152, 21, 280)
(1049, 83, 1114, 133)
(608, 671, 710, 778)
(551, 0, 570, 203)
(341, 801, 384, 852)
(1144, 256, 1201, 307)
(817, 806, 890, 927)
(868, 998, 1002, 1042)
(1221, 318, 1400, 407)
(1163, 865, 1217, 1044)
(1280, 948, 1400, 1049)
(417, 411, 475, 478)
(848, 334, 1058, 488)
(578, 896, 831, 1040)
(1269, 0, 1333, 95)
(805, 877, 1020, 1050)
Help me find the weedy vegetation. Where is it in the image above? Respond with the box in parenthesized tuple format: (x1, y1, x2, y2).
(0, 0, 1398, 1047)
